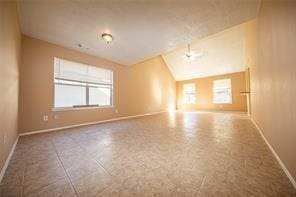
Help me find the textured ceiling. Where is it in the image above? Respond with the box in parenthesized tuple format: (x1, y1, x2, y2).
(162, 24, 246, 81)
(18, 0, 259, 66)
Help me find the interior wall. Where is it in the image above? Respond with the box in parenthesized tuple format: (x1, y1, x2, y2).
(19, 36, 175, 133)
(0, 2, 22, 172)
(176, 71, 247, 112)
(245, 0, 296, 182)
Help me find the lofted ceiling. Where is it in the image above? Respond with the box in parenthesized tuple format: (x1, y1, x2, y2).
(18, 0, 259, 66)
(162, 24, 247, 81)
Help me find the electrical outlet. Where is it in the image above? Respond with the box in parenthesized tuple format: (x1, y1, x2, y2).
(54, 114, 59, 119)
(115, 109, 118, 113)
(43, 115, 48, 121)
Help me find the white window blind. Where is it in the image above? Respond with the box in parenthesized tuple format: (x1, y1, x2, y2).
(54, 58, 112, 85)
(183, 83, 196, 104)
(213, 79, 232, 104)
(54, 57, 113, 108)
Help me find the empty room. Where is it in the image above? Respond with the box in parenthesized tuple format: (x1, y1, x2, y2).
(1, 0, 296, 196)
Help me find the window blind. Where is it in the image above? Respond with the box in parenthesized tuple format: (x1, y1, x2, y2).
(183, 83, 196, 104)
(213, 78, 232, 104)
(184, 83, 196, 93)
(213, 79, 231, 89)
(54, 58, 113, 85)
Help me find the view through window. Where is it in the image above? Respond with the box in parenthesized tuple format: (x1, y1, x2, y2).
(183, 83, 196, 104)
(213, 78, 232, 104)
(54, 58, 113, 108)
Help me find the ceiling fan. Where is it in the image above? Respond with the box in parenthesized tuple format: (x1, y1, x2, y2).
(183, 44, 203, 62)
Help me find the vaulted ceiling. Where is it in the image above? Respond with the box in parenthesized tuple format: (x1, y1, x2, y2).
(162, 24, 247, 81)
(18, 0, 259, 66)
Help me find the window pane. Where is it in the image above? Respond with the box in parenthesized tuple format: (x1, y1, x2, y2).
(183, 83, 196, 104)
(54, 84, 86, 107)
(54, 57, 114, 108)
(89, 87, 111, 106)
(213, 79, 232, 104)
(214, 89, 232, 103)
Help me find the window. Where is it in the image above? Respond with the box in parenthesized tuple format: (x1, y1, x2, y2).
(213, 79, 232, 104)
(54, 58, 113, 109)
(183, 83, 196, 104)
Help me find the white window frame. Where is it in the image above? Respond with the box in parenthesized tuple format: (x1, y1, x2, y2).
(183, 83, 196, 104)
(213, 78, 232, 104)
(53, 57, 113, 111)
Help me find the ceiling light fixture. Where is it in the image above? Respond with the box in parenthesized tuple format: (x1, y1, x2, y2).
(183, 44, 202, 62)
(101, 33, 114, 44)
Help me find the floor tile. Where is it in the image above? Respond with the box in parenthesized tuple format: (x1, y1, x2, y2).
(1, 112, 295, 196)
(72, 169, 113, 197)
(23, 159, 66, 195)
(66, 158, 105, 182)
(0, 181, 23, 197)
(24, 178, 76, 197)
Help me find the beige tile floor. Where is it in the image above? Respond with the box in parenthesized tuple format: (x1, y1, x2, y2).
(0, 112, 295, 197)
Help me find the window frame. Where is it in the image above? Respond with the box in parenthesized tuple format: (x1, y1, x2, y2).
(52, 57, 114, 111)
(183, 83, 197, 104)
(213, 78, 232, 104)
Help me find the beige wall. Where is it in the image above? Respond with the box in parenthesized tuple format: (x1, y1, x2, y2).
(0, 2, 22, 172)
(245, 1, 296, 181)
(176, 72, 247, 112)
(19, 36, 175, 133)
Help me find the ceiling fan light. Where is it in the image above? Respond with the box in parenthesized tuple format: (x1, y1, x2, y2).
(183, 54, 196, 62)
(183, 44, 203, 62)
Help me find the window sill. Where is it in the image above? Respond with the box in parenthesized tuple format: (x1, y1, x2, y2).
(52, 105, 114, 112)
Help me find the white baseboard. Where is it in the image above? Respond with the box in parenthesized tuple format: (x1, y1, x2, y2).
(0, 136, 19, 183)
(19, 110, 167, 136)
(251, 118, 296, 189)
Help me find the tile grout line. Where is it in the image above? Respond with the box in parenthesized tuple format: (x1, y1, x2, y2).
(21, 161, 27, 197)
(20, 138, 70, 196)
(24, 176, 67, 196)
(95, 183, 112, 196)
(50, 138, 79, 196)
(66, 134, 118, 196)
(4, 137, 65, 197)
(67, 133, 114, 178)
(196, 176, 206, 196)
(94, 178, 117, 196)
(93, 157, 112, 177)
(66, 131, 146, 196)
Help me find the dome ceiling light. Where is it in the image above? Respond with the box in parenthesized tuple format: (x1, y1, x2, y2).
(101, 33, 114, 44)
